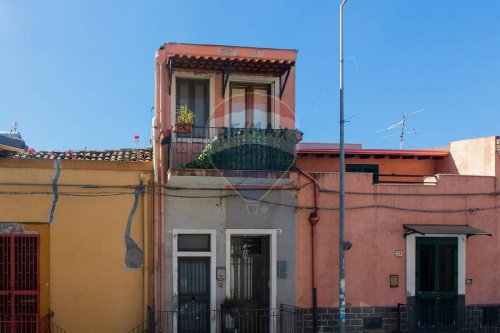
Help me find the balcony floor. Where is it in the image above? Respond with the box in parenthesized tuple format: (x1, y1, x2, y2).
(167, 169, 294, 189)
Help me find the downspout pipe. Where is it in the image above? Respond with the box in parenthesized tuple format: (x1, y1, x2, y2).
(140, 173, 152, 322)
(297, 167, 320, 333)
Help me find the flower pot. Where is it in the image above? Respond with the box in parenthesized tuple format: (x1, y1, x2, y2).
(174, 123, 193, 133)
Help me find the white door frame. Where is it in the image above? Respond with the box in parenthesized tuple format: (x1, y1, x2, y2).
(173, 229, 217, 333)
(406, 234, 466, 297)
(225, 229, 278, 310)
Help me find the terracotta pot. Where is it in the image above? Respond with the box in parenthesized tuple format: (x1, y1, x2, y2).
(174, 123, 193, 133)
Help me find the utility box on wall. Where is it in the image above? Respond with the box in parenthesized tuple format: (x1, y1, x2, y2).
(277, 260, 287, 278)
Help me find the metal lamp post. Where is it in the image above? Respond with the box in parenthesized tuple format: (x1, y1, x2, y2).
(339, 1, 349, 333)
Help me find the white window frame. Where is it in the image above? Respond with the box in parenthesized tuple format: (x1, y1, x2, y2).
(172, 229, 217, 333)
(406, 234, 466, 297)
(223, 74, 280, 129)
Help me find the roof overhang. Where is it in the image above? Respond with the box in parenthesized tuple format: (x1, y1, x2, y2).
(167, 55, 294, 76)
(297, 146, 449, 160)
(403, 224, 492, 237)
(161, 43, 297, 98)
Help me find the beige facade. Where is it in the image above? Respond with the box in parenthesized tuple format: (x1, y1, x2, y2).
(0, 156, 153, 333)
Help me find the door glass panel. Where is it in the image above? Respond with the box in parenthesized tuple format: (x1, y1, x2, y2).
(178, 82, 190, 108)
(230, 236, 270, 308)
(231, 88, 246, 128)
(418, 243, 435, 292)
(253, 89, 269, 129)
(178, 258, 210, 333)
(178, 234, 210, 252)
(193, 83, 207, 128)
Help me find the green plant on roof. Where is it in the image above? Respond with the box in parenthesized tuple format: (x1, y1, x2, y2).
(176, 104, 195, 125)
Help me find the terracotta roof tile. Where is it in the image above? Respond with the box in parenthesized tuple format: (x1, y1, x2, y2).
(1, 148, 152, 162)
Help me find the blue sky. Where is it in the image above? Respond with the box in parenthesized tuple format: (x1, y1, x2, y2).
(1, 0, 499, 150)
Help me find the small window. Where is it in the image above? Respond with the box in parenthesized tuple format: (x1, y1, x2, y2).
(230, 83, 271, 129)
(176, 79, 209, 130)
(177, 234, 211, 252)
(346, 164, 379, 183)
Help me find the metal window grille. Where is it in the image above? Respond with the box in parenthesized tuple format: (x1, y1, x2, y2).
(0, 234, 40, 333)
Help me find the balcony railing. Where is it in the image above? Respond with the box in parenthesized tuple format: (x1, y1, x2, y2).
(147, 305, 305, 333)
(167, 127, 301, 172)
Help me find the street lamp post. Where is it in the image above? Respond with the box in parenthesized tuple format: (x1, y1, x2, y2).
(339, 1, 349, 333)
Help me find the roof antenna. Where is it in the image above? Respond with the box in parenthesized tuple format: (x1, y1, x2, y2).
(377, 109, 424, 149)
(10, 121, 19, 136)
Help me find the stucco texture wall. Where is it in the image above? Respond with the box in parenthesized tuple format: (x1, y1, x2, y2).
(0, 158, 153, 333)
(164, 186, 296, 310)
(295, 165, 499, 308)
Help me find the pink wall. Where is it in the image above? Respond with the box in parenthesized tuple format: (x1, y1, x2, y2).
(154, 43, 297, 136)
(296, 139, 499, 308)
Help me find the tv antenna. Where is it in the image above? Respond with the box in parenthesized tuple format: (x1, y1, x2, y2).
(11, 121, 19, 134)
(378, 109, 424, 149)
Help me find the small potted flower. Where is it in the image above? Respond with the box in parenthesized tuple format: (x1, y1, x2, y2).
(174, 104, 195, 133)
(295, 130, 304, 142)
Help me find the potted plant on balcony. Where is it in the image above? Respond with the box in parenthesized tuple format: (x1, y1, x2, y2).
(174, 104, 195, 133)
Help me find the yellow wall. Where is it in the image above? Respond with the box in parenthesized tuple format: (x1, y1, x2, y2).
(0, 158, 153, 333)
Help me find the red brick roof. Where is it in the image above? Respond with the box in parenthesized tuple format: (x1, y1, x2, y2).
(1, 148, 152, 162)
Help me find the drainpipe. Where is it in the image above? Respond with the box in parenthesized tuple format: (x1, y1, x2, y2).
(297, 167, 320, 333)
(140, 173, 152, 322)
(150, 178, 155, 314)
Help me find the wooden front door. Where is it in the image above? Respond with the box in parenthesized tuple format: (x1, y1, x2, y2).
(416, 237, 458, 331)
(0, 234, 40, 333)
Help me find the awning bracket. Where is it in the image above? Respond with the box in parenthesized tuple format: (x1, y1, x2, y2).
(279, 67, 292, 99)
(221, 63, 232, 99)
(403, 224, 492, 238)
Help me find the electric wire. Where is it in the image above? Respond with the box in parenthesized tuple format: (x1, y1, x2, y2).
(0, 188, 499, 214)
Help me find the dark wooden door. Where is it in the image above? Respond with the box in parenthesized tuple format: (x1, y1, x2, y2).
(0, 234, 40, 333)
(416, 237, 457, 331)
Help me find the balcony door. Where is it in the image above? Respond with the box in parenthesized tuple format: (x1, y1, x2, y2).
(176, 78, 209, 137)
(230, 84, 271, 129)
(416, 237, 458, 331)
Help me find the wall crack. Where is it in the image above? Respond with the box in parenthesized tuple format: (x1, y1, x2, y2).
(48, 159, 61, 224)
(125, 183, 145, 269)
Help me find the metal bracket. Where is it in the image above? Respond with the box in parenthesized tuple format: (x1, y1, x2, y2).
(167, 59, 174, 95)
(279, 67, 292, 99)
(221, 63, 232, 99)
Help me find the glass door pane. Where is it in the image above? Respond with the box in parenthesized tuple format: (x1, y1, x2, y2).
(178, 257, 210, 333)
(230, 88, 246, 128)
(252, 89, 269, 129)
